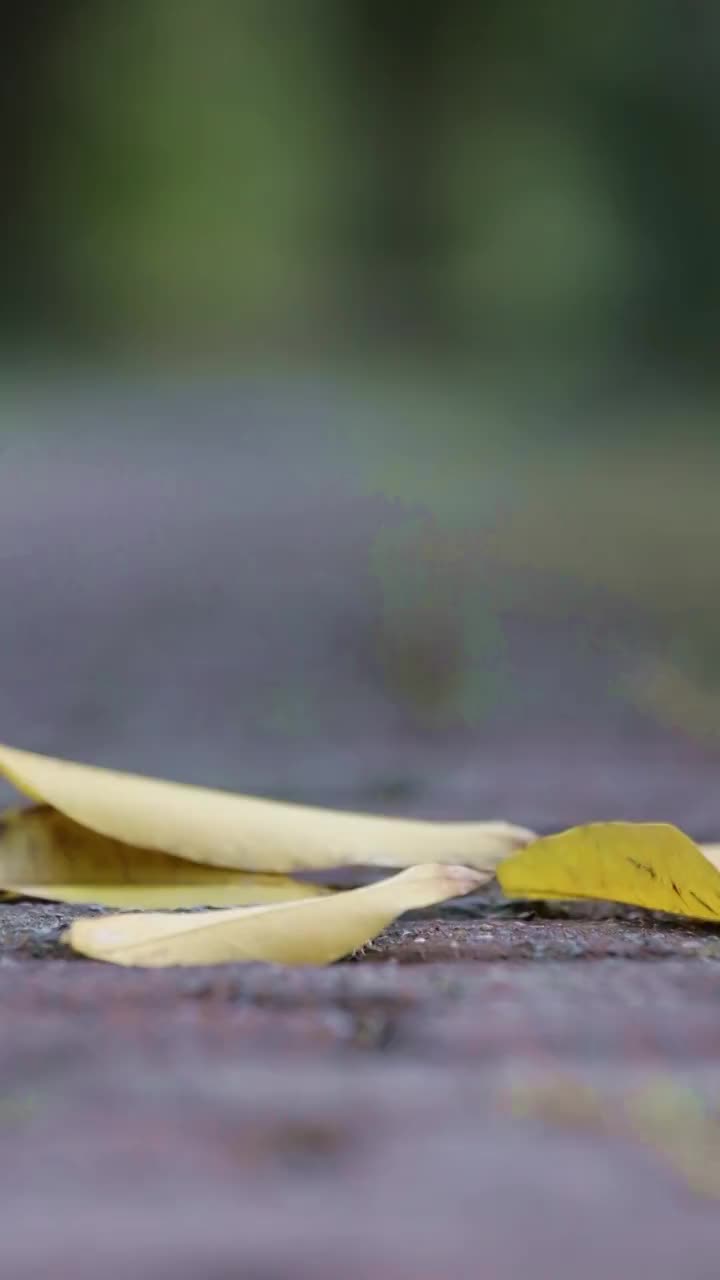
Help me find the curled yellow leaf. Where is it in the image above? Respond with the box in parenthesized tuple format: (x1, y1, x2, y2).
(0, 807, 330, 908)
(498, 822, 720, 922)
(0, 744, 533, 874)
(64, 862, 489, 967)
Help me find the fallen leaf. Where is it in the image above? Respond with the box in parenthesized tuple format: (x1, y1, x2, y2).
(700, 844, 720, 871)
(0, 807, 330, 908)
(64, 862, 488, 966)
(498, 822, 720, 921)
(0, 744, 533, 874)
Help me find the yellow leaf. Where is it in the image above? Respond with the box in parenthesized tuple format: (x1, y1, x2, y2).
(0, 806, 330, 908)
(0, 744, 533, 874)
(498, 822, 720, 921)
(64, 863, 488, 967)
(700, 844, 720, 872)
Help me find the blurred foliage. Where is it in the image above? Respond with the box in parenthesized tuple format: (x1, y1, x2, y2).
(4, 0, 720, 373)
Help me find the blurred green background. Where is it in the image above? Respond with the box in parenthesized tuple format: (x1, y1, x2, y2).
(6, 0, 720, 373)
(3, 1, 720, 824)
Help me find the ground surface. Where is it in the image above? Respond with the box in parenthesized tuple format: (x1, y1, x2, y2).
(4, 901, 720, 1280)
(3, 383, 720, 1277)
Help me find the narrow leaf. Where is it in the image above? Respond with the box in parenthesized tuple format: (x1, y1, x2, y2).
(64, 863, 489, 967)
(0, 806, 329, 908)
(0, 744, 533, 874)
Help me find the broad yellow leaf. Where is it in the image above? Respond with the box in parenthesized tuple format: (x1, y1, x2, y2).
(700, 845, 720, 872)
(64, 863, 488, 967)
(0, 744, 533, 874)
(498, 822, 720, 922)
(0, 806, 329, 908)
